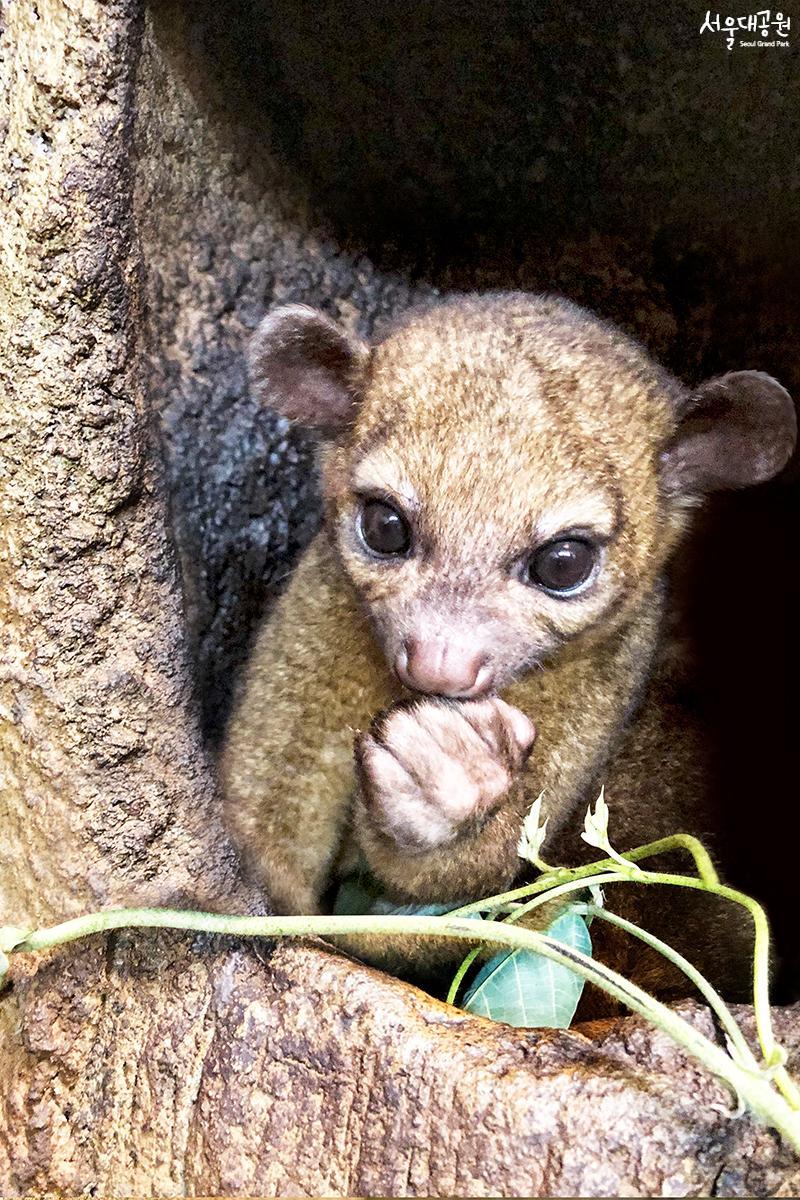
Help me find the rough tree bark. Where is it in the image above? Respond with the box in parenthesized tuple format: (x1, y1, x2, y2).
(0, 0, 250, 927)
(1, 1, 798, 1196)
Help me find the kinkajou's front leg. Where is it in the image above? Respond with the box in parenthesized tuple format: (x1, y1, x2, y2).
(220, 537, 397, 914)
(353, 697, 537, 903)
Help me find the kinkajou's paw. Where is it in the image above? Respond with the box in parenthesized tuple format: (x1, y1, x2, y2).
(355, 698, 535, 852)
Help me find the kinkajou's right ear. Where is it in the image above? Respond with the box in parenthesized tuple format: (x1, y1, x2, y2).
(248, 304, 369, 435)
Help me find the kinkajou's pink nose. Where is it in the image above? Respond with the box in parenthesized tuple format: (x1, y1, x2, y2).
(395, 637, 493, 698)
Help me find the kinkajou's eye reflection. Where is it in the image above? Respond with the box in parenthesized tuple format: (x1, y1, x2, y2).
(359, 498, 412, 557)
(526, 538, 597, 594)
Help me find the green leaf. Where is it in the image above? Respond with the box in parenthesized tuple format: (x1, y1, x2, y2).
(332, 875, 462, 918)
(0, 926, 31, 953)
(370, 899, 459, 916)
(461, 908, 591, 1028)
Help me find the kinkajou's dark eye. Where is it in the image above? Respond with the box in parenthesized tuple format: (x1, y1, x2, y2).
(527, 538, 597, 595)
(358, 499, 412, 557)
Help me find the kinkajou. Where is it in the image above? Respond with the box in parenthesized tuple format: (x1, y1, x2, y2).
(219, 293, 795, 993)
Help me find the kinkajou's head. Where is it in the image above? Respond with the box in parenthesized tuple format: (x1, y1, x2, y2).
(248, 293, 796, 698)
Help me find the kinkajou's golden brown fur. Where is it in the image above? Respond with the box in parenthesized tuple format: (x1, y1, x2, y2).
(219, 293, 796, 996)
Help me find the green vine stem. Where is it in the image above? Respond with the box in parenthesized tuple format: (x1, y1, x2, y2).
(576, 902, 758, 1071)
(2, 904, 800, 1152)
(445, 944, 482, 1005)
(541, 871, 788, 1099)
(446, 872, 759, 1078)
(445, 829, 800, 1110)
(449, 841, 788, 1077)
(449, 833, 722, 920)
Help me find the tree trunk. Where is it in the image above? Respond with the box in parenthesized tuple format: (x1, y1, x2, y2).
(0, 0, 249, 926)
(3, 940, 800, 1197)
(1, 0, 798, 1195)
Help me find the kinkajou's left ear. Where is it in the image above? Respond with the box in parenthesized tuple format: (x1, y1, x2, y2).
(248, 304, 369, 436)
(660, 370, 797, 495)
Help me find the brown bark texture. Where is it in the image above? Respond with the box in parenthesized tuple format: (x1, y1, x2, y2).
(0, 0, 254, 928)
(1, 0, 799, 1196)
(3, 939, 800, 1198)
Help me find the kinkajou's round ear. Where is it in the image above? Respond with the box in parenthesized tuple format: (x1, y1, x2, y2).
(248, 304, 369, 434)
(660, 370, 797, 495)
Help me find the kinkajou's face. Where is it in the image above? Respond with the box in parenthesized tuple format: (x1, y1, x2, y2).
(323, 303, 682, 699)
(247, 294, 795, 701)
